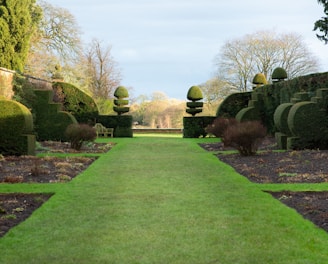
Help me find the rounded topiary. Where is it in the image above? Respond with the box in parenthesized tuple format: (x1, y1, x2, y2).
(113, 86, 130, 115)
(287, 101, 328, 144)
(272, 67, 287, 82)
(114, 86, 129, 99)
(186, 86, 203, 116)
(252, 73, 267, 87)
(235, 106, 261, 122)
(187, 86, 203, 101)
(0, 99, 35, 155)
(273, 103, 293, 135)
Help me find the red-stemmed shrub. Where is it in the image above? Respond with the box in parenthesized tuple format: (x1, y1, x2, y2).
(205, 118, 238, 138)
(222, 121, 267, 156)
(65, 124, 97, 150)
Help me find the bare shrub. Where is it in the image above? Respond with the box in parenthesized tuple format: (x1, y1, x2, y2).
(223, 121, 267, 156)
(205, 117, 238, 138)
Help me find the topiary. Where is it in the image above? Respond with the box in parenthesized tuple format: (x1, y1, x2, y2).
(0, 99, 35, 155)
(52, 82, 99, 123)
(187, 86, 203, 101)
(113, 86, 130, 115)
(186, 86, 203, 116)
(252, 73, 267, 88)
(287, 101, 328, 148)
(272, 67, 287, 82)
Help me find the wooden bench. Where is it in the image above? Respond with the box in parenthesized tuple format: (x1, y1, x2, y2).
(94, 123, 114, 137)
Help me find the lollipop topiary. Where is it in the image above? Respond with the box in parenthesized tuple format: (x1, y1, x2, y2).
(113, 86, 130, 115)
(272, 67, 287, 82)
(252, 73, 267, 89)
(186, 86, 203, 116)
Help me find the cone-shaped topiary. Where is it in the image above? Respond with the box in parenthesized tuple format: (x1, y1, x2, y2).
(252, 73, 267, 88)
(113, 86, 130, 115)
(186, 86, 203, 116)
(187, 86, 203, 101)
(272, 67, 287, 82)
(114, 86, 129, 98)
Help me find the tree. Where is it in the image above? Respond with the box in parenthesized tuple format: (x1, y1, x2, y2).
(34, 0, 82, 61)
(25, 1, 82, 79)
(215, 30, 319, 91)
(84, 39, 121, 99)
(314, 0, 328, 44)
(0, 0, 41, 72)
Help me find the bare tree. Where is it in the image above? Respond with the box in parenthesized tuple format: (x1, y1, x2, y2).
(36, 0, 82, 60)
(84, 39, 121, 99)
(216, 30, 320, 91)
(25, 1, 82, 78)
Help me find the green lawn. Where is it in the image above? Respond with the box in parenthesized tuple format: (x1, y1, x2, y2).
(1, 136, 328, 263)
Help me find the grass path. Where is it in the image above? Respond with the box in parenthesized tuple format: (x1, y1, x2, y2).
(1, 137, 328, 263)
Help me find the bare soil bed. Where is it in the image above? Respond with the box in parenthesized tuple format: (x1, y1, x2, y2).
(0, 141, 113, 238)
(200, 138, 328, 233)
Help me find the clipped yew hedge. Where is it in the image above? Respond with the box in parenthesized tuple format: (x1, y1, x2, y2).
(183, 116, 215, 138)
(32, 90, 77, 141)
(0, 99, 35, 155)
(52, 82, 99, 124)
(97, 115, 133, 137)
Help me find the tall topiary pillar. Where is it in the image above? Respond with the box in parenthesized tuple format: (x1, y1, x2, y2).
(185, 86, 203, 116)
(113, 86, 130, 115)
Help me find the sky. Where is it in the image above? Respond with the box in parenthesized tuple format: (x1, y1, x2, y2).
(49, 0, 328, 100)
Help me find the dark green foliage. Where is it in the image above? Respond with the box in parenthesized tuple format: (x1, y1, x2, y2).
(32, 90, 77, 141)
(228, 72, 328, 137)
(187, 86, 203, 101)
(114, 86, 129, 98)
(186, 102, 204, 108)
(12, 74, 36, 110)
(185, 108, 203, 116)
(183, 116, 215, 138)
(114, 99, 129, 106)
(222, 121, 267, 156)
(205, 117, 238, 138)
(113, 86, 130, 115)
(52, 82, 99, 124)
(0, 99, 35, 155)
(314, 0, 328, 44)
(272, 67, 287, 81)
(97, 115, 133, 137)
(235, 107, 261, 122)
(0, 1, 41, 71)
(273, 103, 293, 135)
(216, 92, 252, 118)
(287, 101, 328, 149)
(65, 124, 96, 150)
(186, 86, 203, 116)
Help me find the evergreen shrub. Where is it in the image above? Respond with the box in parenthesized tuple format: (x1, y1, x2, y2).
(97, 115, 133, 137)
(186, 86, 203, 116)
(52, 82, 99, 123)
(0, 99, 35, 155)
(113, 86, 130, 115)
(183, 116, 215, 138)
(32, 90, 77, 141)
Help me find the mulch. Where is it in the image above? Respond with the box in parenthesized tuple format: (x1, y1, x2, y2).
(0, 141, 113, 238)
(199, 137, 328, 233)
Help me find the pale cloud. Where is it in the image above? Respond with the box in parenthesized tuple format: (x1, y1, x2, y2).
(49, 0, 327, 99)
